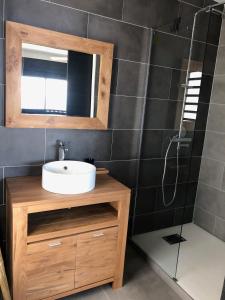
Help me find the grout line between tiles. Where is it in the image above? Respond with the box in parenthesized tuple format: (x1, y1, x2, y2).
(195, 204, 218, 219)
(112, 92, 210, 105)
(140, 155, 202, 161)
(149, 62, 206, 74)
(110, 128, 143, 130)
(155, 28, 219, 47)
(201, 155, 225, 164)
(111, 93, 145, 99)
(96, 158, 138, 163)
(208, 101, 225, 106)
(40, 0, 150, 29)
(87, 13, 90, 38)
(96, 153, 201, 163)
(198, 179, 225, 194)
(179, 0, 204, 9)
(213, 73, 225, 77)
(198, 180, 225, 192)
(114, 57, 149, 65)
(215, 215, 225, 223)
(114, 58, 215, 77)
(205, 129, 225, 134)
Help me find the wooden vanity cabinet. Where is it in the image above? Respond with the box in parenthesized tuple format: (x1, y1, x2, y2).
(6, 174, 130, 300)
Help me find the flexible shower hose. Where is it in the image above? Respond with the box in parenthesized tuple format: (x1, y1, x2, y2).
(162, 136, 180, 208)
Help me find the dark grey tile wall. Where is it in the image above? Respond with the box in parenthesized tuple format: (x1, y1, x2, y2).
(51, 0, 123, 19)
(0, 128, 45, 166)
(45, 129, 112, 162)
(109, 96, 144, 129)
(115, 60, 148, 97)
(88, 16, 150, 63)
(123, 0, 179, 29)
(6, 0, 88, 36)
(195, 18, 225, 242)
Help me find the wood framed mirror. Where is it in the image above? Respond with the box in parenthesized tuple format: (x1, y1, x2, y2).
(5, 21, 114, 129)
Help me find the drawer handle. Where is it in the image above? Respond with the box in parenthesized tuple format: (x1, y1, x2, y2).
(48, 241, 62, 247)
(93, 232, 104, 237)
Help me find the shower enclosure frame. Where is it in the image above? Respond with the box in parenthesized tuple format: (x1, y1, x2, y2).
(174, 0, 225, 280)
(131, 0, 225, 282)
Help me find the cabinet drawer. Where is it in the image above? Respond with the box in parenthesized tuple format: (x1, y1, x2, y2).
(26, 236, 76, 300)
(75, 226, 118, 288)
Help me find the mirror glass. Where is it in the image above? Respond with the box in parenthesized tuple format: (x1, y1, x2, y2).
(21, 43, 100, 117)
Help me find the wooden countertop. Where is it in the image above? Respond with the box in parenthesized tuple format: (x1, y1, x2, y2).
(6, 174, 130, 212)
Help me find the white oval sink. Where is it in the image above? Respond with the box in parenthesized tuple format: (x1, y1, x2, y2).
(42, 161, 96, 194)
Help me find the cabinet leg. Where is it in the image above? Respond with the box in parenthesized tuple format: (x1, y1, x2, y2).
(12, 207, 27, 300)
(112, 278, 123, 289)
(113, 196, 130, 290)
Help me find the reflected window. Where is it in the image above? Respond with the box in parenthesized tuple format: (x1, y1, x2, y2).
(183, 71, 202, 121)
(21, 76, 68, 114)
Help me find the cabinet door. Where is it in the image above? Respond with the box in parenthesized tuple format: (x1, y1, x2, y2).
(26, 236, 76, 300)
(75, 226, 118, 288)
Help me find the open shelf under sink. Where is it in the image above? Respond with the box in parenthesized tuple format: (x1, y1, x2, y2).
(28, 203, 118, 243)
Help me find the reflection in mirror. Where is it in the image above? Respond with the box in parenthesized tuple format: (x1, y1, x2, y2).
(178, 59, 203, 133)
(21, 43, 100, 118)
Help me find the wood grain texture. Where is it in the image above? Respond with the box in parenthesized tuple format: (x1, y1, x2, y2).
(75, 227, 118, 288)
(7, 174, 131, 299)
(28, 204, 118, 243)
(6, 21, 114, 129)
(0, 249, 11, 300)
(26, 270, 75, 300)
(6, 174, 129, 212)
(11, 207, 28, 300)
(112, 194, 130, 289)
(26, 236, 76, 300)
(27, 236, 76, 275)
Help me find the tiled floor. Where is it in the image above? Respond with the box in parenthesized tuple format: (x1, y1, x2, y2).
(133, 223, 225, 300)
(63, 246, 182, 300)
